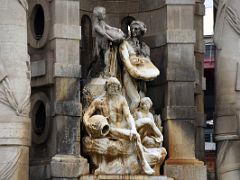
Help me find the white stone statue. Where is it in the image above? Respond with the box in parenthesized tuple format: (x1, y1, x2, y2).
(135, 97, 163, 148)
(91, 7, 125, 77)
(83, 77, 156, 175)
(82, 9, 166, 175)
(119, 20, 160, 113)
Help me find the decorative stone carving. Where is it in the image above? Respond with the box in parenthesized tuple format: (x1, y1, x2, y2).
(83, 77, 166, 175)
(0, 0, 31, 179)
(91, 7, 125, 78)
(82, 7, 166, 176)
(214, 0, 240, 179)
(18, 0, 28, 11)
(119, 20, 160, 112)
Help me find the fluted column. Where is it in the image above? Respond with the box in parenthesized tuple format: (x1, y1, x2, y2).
(0, 0, 30, 179)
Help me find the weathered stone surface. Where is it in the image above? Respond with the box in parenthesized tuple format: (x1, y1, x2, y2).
(31, 55, 54, 87)
(80, 175, 173, 180)
(0, 118, 31, 146)
(0, 1, 30, 179)
(30, 164, 51, 180)
(163, 106, 196, 120)
(54, 101, 82, 117)
(51, 24, 81, 40)
(54, 63, 81, 78)
(51, 155, 89, 178)
(165, 164, 207, 180)
(31, 60, 46, 77)
(215, 1, 240, 178)
(0, 146, 29, 180)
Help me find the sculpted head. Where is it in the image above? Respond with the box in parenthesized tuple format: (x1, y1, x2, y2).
(105, 77, 122, 96)
(139, 97, 152, 111)
(130, 20, 147, 37)
(93, 7, 106, 20)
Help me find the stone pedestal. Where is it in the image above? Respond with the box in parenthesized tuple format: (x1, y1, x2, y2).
(80, 175, 173, 180)
(51, 155, 89, 179)
(165, 163, 206, 180)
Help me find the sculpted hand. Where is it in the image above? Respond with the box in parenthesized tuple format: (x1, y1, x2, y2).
(130, 129, 140, 142)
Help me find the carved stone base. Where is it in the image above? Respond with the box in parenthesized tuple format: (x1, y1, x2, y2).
(164, 160, 207, 180)
(80, 175, 173, 180)
(50, 155, 89, 179)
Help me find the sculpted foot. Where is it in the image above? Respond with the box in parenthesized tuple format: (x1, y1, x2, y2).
(143, 163, 155, 175)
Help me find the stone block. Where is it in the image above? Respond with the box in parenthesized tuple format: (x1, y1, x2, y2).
(54, 101, 82, 116)
(51, 155, 89, 178)
(54, 63, 81, 78)
(164, 120, 196, 159)
(166, 30, 195, 43)
(166, 66, 195, 82)
(167, 6, 194, 30)
(54, 78, 80, 101)
(50, 24, 81, 40)
(54, 39, 80, 64)
(31, 58, 54, 87)
(165, 82, 195, 106)
(163, 106, 196, 120)
(52, 0, 79, 25)
(55, 116, 80, 154)
(165, 163, 207, 180)
(31, 60, 46, 77)
(167, 44, 195, 67)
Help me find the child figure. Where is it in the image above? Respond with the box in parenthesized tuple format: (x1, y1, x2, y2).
(135, 97, 163, 148)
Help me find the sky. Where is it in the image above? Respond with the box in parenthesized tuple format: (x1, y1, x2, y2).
(204, 0, 214, 35)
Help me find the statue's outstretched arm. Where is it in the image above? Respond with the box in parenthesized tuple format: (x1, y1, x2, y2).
(94, 24, 114, 41)
(83, 100, 98, 126)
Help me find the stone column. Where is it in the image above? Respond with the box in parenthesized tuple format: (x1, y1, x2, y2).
(162, 0, 207, 179)
(49, 0, 89, 179)
(194, 0, 206, 161)
(0, 0, 30, 179)
(214, 0, 240, 179)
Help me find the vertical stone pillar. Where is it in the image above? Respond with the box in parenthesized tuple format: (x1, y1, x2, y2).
(162, 0, 207, 179)
(0, 0, 30, 179)
(194, 0, 206, 161)
(214, 0, 240, 179)
(49, 0, 89, 179)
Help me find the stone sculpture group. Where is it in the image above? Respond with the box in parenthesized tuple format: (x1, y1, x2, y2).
(82, 7, 167, 175)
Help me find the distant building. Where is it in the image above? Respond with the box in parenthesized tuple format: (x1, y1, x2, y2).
(203, 1, 216, 179)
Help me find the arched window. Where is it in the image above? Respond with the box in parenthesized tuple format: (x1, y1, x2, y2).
(81, 15, 92, 50)
(80, 15, 93, 79)
(121, 16, 135, 37)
